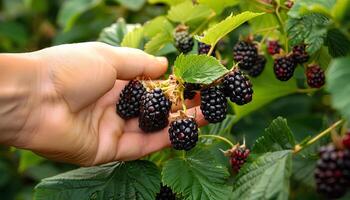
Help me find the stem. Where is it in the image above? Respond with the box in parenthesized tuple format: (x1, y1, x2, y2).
(274, 5, 289, 52)
(207, 45, 215, 56)
(200, 134, 234, 147)
(293, 120, 344, 154)
(296, 88, 319, 93)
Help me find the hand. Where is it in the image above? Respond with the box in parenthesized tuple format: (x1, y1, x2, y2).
(10, 42, 206, 166)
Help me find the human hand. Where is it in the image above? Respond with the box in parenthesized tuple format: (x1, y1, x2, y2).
(7, 42, 206, 166)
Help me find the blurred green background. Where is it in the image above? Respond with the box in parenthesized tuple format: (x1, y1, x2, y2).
(0, 0, 343, 199)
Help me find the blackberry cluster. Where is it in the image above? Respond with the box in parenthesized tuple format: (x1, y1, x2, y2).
(230, 146, 250, 173)
(292, 44, 309, 64)
(233, 41, 258, 70)
(200, 86, 227, 123)
(223, 69, 253, 105)
(156, 185, 176, 200)
(306, 65, 325, 88)
(267, 40, 281, 55)
(139, 88, 172, 132)
(248, 55, 266, 77)
(314, 144, 350, 199)
(174, 29, 194, 54)
(116, 80, 146, 119)
(183, 83, 201, 100)
(169, 117, 198, 151)
(198, 42, 215, 56)
(273, 56, 296, 81)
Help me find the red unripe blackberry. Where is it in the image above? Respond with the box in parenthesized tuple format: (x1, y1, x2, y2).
(116, 80, 146, 119)
(183, 83, 201, 100)
(174, 29, 194, 54)
(306, 65, 325, 88)
(248, 55, 266, 77)
(233, 41, 258, 70)
(198, 42, 215, 56)
(292, 44, 309, 64)
(273, 56, 296, 81)
(156, 185, 176, 200)
(223, 68, 253, 105)
(343, 132, 350, 149)
(267, 40, 281, 55)
(284, 0, 294, 8)
(200, 86, 227, 123)
(169, 117, 198, 151)
(139, 88, 172, 132)
(315, 144, 350, 199)
(230, 146, 250, 173)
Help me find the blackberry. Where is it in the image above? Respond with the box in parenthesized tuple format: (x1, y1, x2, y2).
(169, 118, 198, 151)
(273, 56, 296, 81)
(156, 185, 176, 200)
(248, 55, 266, 77)
(306, 65, 325, 88)
(116, 80, 146, 119)
(230, 146, 250, 173)
(267, 40, 281, 55)
(200, 86, 227, 123)
(315, 144, 350, 199)
(343, 132, 350, 149)
(222, 68, 253, 105)
(139, 88, 172, 132)
(198, 42, 215, 56)
(183, 83, 201, 100)
(174, 29, 194, 54)
(233, 41, 258, 70)
(292, 44, 309, 64)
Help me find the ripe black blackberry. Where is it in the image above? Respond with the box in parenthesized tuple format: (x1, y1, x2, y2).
(306, 65, 325, 88)
(156, 185, 176, 200)
(116, 80, 146, 119)
(139, 88, 172, 132)
(222, 68, 253, 105)
(230, 146, 250, 173)
(267, 40, 281, 55)
(200, 86, 227, 123)
(248, 55, 266, 77)
(292, 44, 309, 64)
(273, 56, 296, 81)
(169, 117, 198, 151)
(315, 144, 350, 199)
(174, 29, 194, 54)
(233, 41, 258, 70)
(198, 42, 215, 56)
(183, 83, 201, 100)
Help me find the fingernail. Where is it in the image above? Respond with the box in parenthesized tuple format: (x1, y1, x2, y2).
(156, 56, 168, 66)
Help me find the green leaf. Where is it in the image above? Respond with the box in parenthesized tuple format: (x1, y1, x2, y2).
(331, 0, 350, 24)
(18, 150, 45, 173)
(252, 117, 296, 154)
(121, 26, 144, 48)
(144, 32, 173, 55)
(162, 149, 231, 200)
(173, 54, 228, 84)
(197, 0, 239, 14)
(143, 16, 173, 38)
(232, 150, 293, 200)
(198, 12, 264, 46)
(233, 57, 298, 122)
(111, 0, 146, 11)
(288, 0, 335, 18)
(34, 161, 160, 200)
(167, 1, 213, 24)
(326, 56, 350, 121)
(57, 0, 103, 31)
(148, 0, 186, 6)
(98, 19, 127, 46)
(325, 28, 350, 57)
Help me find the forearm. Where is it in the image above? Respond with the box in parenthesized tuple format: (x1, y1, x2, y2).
(0, 53, 40, 146)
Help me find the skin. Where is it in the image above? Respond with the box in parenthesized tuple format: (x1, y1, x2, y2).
(0, 42, 206, 166)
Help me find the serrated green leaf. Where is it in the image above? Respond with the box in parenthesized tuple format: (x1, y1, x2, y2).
(253, 117, 296, 154)
(292, 156, 316, 189)
(144, 32, 173, 55)
(57, 0, 102, 31)
(288, 0, 335, 18)
(121, 26, 144, 48)
(167, 1, 213, 24)
(143, 16, 173, 38)
(326, 56, 350, 121)
(148, 0, 186, 6)
(198, 0, 239, 14)
(34, 161, 160, 200)
(174, 54, 228, 84)
(232, 150, 292, 200)
(199, 12, 264, 46)
(110, 0, 145, 11)
(325, 28, 350, 57)
(233, 57, 298, 122)
(98, 19, 128, 46)
(162, 149, 231, 200)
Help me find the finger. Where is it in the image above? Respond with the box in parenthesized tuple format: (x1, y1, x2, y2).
(100, 45, 168, 80)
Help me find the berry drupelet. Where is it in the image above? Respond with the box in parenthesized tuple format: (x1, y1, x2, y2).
(230, 146, 250, 173)
(233, 41, 258, 70)
(174, 29, 194, 54)
(248, 55, 266, 77)
(183, 83, 201, 100)
(267, 40, 281, 55)
(198, 42, 215, 56)
(169, 117, 198, 151)
(156, 185, 176, 200)
(273, 56, 296, 81)
(292, 44, 309, 64)
(305, 65, 325, 88)
(200, 86, 227, 123)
